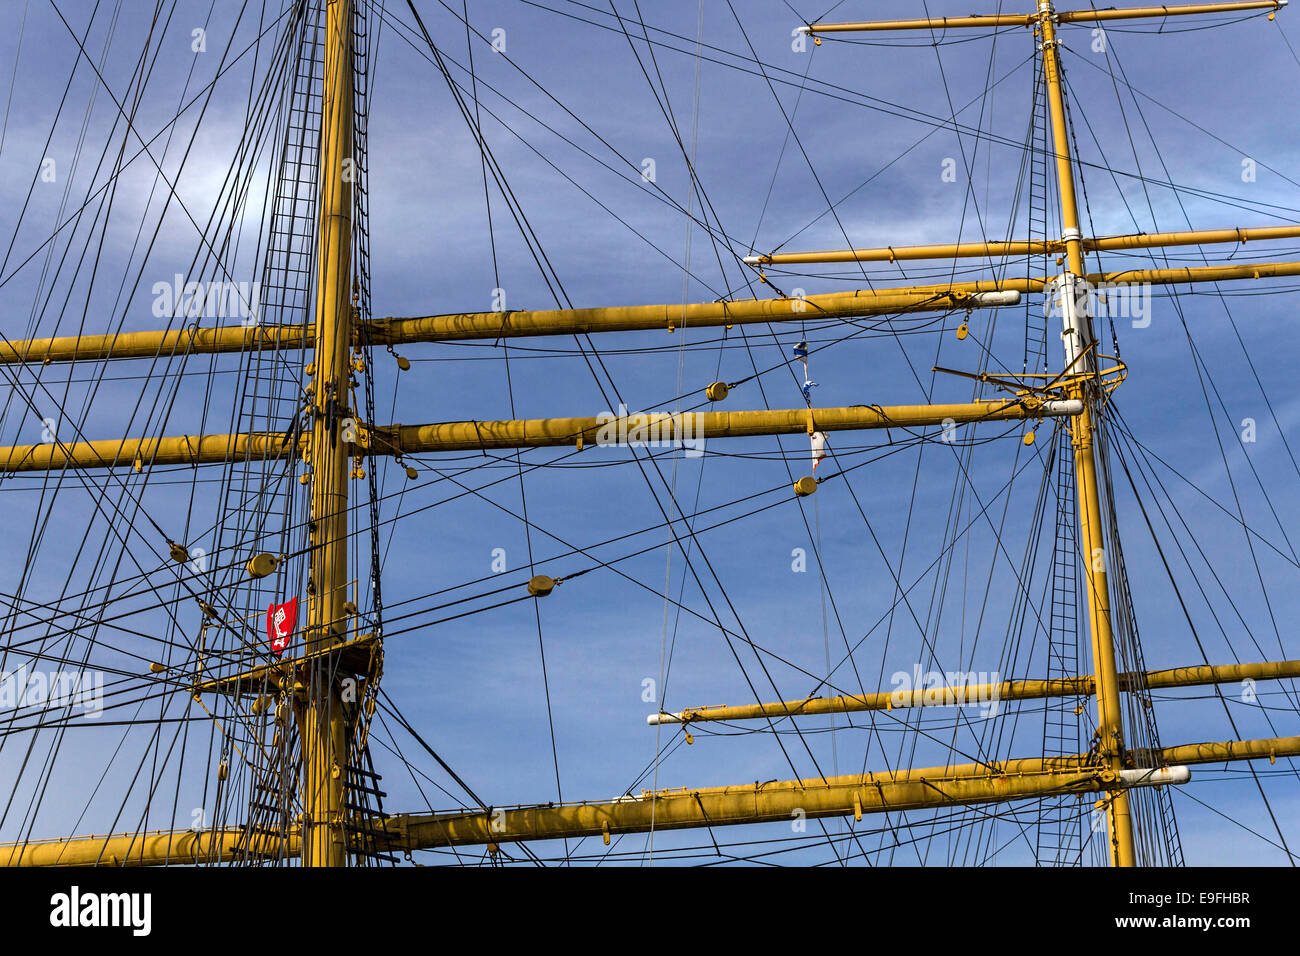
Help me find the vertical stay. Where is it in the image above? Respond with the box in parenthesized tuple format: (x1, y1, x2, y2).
(301, 0, 354, 869)
(1037, 0, 1136, 867)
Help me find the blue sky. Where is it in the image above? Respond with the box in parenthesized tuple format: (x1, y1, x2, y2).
(0, 0, 1298, 866)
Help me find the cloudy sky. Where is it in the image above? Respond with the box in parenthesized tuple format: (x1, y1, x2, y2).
(0, 0, 1298, 866)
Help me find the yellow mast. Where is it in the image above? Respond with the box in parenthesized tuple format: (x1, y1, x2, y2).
(1037, 0, 1134, 867)
(777, 0, 1288, 867)
(300, 0, 354, 868)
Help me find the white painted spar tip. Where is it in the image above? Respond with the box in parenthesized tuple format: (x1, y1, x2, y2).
(1119, 766, 1191, 788)
(796, 24, 812, 33)
(1042, 399, 1085, 416)
(647, 712, 685, 725)
(742, 255, 761, 265)
(968, 291, 1021, 307)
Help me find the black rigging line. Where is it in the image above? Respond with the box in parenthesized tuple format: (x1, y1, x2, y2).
(402, 1, 851, 833)
(1107, 416, 1296, 864)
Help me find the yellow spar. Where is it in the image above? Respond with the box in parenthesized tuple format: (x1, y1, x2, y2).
(0, 398, 1081, 472)
(0, 828, 297, 868)
(743, 224, 1300, 265)
(798, 0, 1286, 32)
(0, 287, 1021, 364)
(649, 658, 1300, 724)
(5, 732, 1297, 864)
(395, 735, 1299, 849)
(8, 256, 1300, 366)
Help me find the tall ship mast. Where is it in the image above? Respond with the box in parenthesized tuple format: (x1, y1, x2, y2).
(0, 0, 1296, 868)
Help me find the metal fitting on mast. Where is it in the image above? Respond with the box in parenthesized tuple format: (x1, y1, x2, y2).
(1049, 273, 1095, 374)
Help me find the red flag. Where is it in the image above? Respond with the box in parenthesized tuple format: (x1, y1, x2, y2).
(267, 598, 298, 656)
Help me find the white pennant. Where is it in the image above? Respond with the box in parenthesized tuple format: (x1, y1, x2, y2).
(811, 431, 826, 471)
